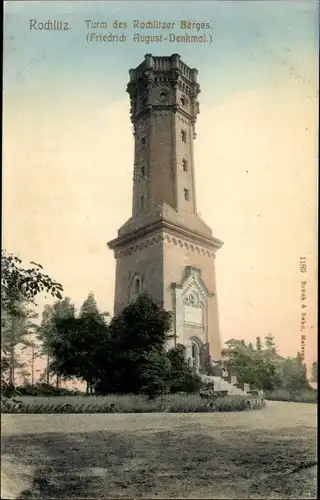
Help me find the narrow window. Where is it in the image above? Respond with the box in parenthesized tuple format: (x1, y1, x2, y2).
(192, 343, 196, 359)
(181, 129, 187, 143)
(182, 159, 188, 172)
(140, 96, 147, 107)
(140, 165, 145, 177)
(135, 278, 141, 295)
(141, 137, 146, 149)
(139, 194, 145, 210)
(184, 188, 189, 201)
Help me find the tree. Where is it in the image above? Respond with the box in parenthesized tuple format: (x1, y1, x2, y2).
(167, 344, 202, 393)
(78, 292, 109, 393)
(53, 297, 76, 319)
(37, 305, 54, 384)
(140, 351, 172, 403)
(18, 367, 31, 386)
(280, 353, 310, 391)
(256, 336, 262, 352)
(53, 315, 111, 393)
(264, 333, 277, 355)
(222, 338, 281, 391)
(311, 361, 318, 383)
(1, 351, 10, 396)
(80, 292, 108, 322)
(41, 294, 199, 399)
(1, 251, 63, 309)
(1, 301, 32, 386)
(37, 298, 75, 388)
(110, 294, 173, 352)
(95, 294, 173, 395)
(40, 296, 111, 393)
(21, 338, 41, 386)
(1, 251, 63, 392)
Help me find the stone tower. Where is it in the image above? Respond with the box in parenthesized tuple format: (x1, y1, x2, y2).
(108, 54, 223, 367)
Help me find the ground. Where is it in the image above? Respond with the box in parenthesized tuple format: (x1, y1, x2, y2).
(1, 401, 317, 499)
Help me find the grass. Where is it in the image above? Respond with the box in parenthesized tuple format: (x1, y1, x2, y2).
(1, 393, 265, 413)
(265, 388, 317, 404)
(1, 401, 317, 499)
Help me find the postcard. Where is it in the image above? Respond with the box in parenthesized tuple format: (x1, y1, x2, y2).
(2, 1, 318, 499)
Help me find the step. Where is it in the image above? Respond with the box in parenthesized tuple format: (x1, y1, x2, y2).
(199, 374, 250, 395)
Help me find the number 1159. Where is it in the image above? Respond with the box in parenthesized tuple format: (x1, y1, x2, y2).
(300, 257, 307, 273)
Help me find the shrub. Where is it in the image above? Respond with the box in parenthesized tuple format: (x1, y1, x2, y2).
(167, 344, 202, 394)
(1, 393, 266, 414)
(1, 396, 26, 412)
(265, 388, 317, 403)
(11, 383, 83, 397)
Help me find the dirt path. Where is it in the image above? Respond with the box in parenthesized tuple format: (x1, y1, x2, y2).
(1, 401, 317, 499)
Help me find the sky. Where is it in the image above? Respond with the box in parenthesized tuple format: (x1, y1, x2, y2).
(3, 0, 319, 380)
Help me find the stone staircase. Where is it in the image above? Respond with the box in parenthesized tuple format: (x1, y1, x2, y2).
(200, 374, 250, 396)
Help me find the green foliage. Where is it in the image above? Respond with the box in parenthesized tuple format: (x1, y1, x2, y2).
(222, 338, 281, 391)
(37, 297, 76, 386)
(51, 315, 111, 387)
(1, 251, 63, 391)
(256, 336, 262, 352)
(140, 351, 172, 400)
(36, 294, 200, 400)
(222, 335, 312, 394)
(278, 354, 311, 391)
(264, 333, 276, 354)
(265, 388, 317, 404)
(109, 294, 173, 353)
(0, 354, 10, 396)
(95, 295, 173, 395)
(79, 292, 109, 323)
(51, 295, 199, 398)
(167, 344, 202, 393)
(1, 393, 266, 414)
(1, 251, 63, 309)
(7, 383, 81, 397)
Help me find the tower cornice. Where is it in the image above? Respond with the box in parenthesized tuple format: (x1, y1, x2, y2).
(107, 219, 223, 252)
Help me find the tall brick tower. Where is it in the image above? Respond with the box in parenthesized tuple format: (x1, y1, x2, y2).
(108, 54, 224, 367)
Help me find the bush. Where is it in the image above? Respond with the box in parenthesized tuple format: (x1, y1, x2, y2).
(1, 393, 266, 414)
(9, 383, 83, 397)
(1, 396, 26, 412)
(265, 388, 317, 403)
(167, 344, 202, 394)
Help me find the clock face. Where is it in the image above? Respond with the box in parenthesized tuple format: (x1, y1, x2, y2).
(157, 89, 169, 103)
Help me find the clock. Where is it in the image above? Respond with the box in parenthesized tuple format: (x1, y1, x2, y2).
(157, 89, 169, 103)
